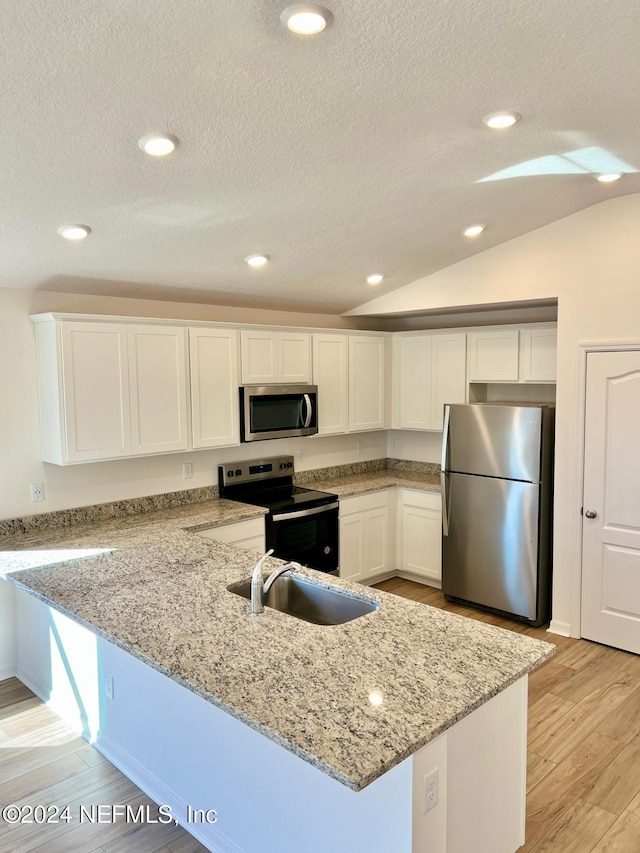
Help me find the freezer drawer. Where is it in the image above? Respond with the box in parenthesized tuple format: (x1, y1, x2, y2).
(442, 472, 540, 620)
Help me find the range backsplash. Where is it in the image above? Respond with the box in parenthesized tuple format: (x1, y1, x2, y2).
(0, 458, 440, 538)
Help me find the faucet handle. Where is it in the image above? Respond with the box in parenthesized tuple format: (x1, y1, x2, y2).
(252, 549, 274, 578)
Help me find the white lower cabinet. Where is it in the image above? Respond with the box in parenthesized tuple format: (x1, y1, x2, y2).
(339, 491, 393, 582)
(399, 489, 442, 584)
(196, 517, 265, 555)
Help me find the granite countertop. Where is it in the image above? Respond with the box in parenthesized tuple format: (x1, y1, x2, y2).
(3, 489, 555, 791)
(301, 470, 441, 498)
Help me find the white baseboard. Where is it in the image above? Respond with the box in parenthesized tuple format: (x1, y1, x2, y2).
(96, 735, 247, 853)
(548, 619, 572, 638)
(396, 571, 442, 589)
(15, 661, 51, 701)
(0, 665, 17, 682)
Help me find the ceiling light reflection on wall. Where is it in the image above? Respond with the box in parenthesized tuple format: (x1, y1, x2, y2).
(280, 4, 333, 34)
(138, 133, 179, 156)
(57, 225, 91, 240)
(366, 274, 384, 285)
(482, 111, 521, 130)
(245, 254, 270, 267)
(463, 224, 485, 238)
(596, 172, 622, 183)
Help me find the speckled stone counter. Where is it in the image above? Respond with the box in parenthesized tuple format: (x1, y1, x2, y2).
(303, 470, 441, 498)
(4, 513, 554, 791)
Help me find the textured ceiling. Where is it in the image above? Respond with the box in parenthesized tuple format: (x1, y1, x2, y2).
(2, 0, 640, 314)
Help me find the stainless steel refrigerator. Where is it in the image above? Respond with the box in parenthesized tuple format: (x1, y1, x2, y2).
(441, 403, 555, 627)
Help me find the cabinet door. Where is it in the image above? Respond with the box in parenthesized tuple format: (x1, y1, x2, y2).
(339, 512, 365, 582)
(240, 330, 278, 384)
(364, 505, 389, 578)
(401, 491, 442, 583)
(432, 334, 467, 430)
(128, 326, 189, 455)
(278, 332, 311, 383)
(520, 328, 557, 382)
(348, 336, 386, 431)
(312, 334, 348, 435)
(189, 327, 240, 449)
(60, 322, 131, 462)
(467, 330, 519, 382)
(398, 335, 432, 429)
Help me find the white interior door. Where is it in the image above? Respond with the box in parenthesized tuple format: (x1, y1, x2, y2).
(581, 350, 640, 653)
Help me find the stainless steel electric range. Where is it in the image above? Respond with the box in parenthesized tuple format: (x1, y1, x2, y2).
(218, 455, 339, 575)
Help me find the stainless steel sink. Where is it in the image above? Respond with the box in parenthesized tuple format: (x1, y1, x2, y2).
(228, 574, 379, 625)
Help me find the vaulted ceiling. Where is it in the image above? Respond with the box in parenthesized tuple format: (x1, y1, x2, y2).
(2, 0, 639, 314)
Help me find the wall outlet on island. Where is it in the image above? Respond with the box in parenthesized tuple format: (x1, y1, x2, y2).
(422, 766, 439, 814)
(30, 482, 44, 502)
(105, 674, 115, 700)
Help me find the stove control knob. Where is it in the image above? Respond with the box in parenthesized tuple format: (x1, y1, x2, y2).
(287, 461, 293, 468)
(280, 463, 286, 469)
(228, 471, 234, 477)
(235, 469, 242, 476)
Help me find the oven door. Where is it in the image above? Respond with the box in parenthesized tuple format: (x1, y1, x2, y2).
(240, 385, 318, 442)
(267, 502, 339, 574)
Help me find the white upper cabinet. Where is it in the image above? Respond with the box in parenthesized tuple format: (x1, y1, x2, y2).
(240, 330, 310, 384)
(520, 327, 557, 382)
(394, 333, 466, 431)
(348, 335, 386, 432)
(128, 325, 189, 455)
(189, 327, 240, 449)
(467, 330, 520, 382)
(57, 321, 131, 463)
(312, 334, 349, 435)
(467, 325, 557, 383)
(32, 316, 189, 464)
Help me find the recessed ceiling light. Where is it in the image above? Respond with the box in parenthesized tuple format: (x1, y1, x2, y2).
(463, 224, 485, 238)
(245, 254, 270, 267)
(482, 111, 521, 130)
(366, 274, 384, 285)
(57, 225, 91, 240)
(138, 133, 179, 157)
(280, 4, 333, 34)
(596, 172, 622, 183)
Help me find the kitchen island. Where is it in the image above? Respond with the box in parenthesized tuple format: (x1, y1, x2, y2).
(2, 495, 554, 853)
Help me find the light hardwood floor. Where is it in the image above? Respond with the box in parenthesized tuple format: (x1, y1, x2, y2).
(3, 580, 640, 852)
(375, 578, 640, 853)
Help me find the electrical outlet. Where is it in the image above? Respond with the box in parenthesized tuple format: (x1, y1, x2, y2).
(390, 440, 399, 454)
(30, 482, 44, 502)
(105, 674, 114, 700)
(182, 463, 193, 479)
(298, 447, 305, 462)
(356, 440, 364, 455)
(422, 767, 439, 814)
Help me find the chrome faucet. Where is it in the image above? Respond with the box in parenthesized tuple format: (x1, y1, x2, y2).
(250, 550, 301, 615)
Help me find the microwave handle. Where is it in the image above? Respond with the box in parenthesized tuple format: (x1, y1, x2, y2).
(302, 394, 313, 428)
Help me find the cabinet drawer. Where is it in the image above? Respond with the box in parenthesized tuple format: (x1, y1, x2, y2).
(196, 517, 265, 548)
(340, 490, 391, 516)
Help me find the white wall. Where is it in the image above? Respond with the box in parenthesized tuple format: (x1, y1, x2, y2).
(351, 193, 640, 637)
(0, 287, 387, 521)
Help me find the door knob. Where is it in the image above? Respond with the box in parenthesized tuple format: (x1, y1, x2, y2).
(585, 509, 598, 519)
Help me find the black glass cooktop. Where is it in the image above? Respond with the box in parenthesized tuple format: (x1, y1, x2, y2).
(225, 485, 337, 514)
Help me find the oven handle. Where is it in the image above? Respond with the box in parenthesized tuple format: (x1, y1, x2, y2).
(302, 394, 313, 428)
(271, 501, 339, 522)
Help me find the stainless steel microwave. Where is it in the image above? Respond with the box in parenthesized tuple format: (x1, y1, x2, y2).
(239, 385, 318, 442)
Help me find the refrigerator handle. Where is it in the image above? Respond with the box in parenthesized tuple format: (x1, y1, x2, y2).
(441, 472, 449, 536)
(441, 405, 451, 536)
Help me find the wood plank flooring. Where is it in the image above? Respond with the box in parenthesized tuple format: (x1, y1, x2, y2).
(2, 578, 640, 852)
(374, 577, 640, 853)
